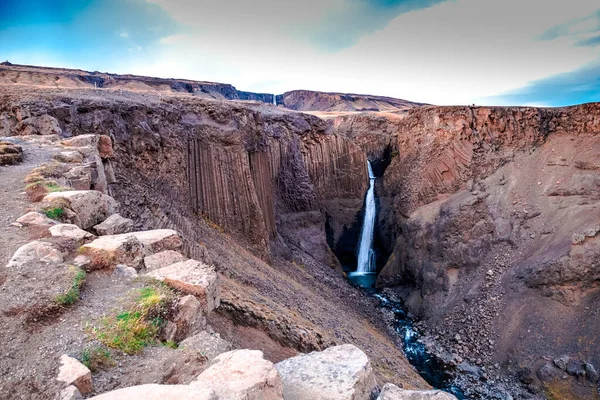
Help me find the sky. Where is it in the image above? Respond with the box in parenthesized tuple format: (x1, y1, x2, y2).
(1, 0, 599, 106)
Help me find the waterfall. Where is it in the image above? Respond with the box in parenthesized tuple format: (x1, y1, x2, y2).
(356, 161, 376, 274)
(273, 94, 277, 105)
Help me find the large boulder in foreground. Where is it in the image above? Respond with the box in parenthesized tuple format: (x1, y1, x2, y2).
(16, 211, 57, 227)
(191, 349, 283, 400)
(180, 331, 233, 361)
(49, 224, 95, 246)
(43, 190, 118, 229)
(147, 259, 219, 313)
(377, 384, 458, 400)
(88, 384, 216, 400)
(144, 250, 187, 271)
(129, 229, 183, 254)
(275, 344, 376, 400)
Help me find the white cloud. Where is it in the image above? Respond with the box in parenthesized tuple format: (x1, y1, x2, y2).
(136, 0, 600, 105)
(120, 32, 129, 38)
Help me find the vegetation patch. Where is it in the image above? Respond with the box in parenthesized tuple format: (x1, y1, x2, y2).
(43, 206, 65, 220)
(89, 283, 176, 355)
(55, 266, 86, 305)
(25, 162, 70, 182)
(81, 347, 115, 372)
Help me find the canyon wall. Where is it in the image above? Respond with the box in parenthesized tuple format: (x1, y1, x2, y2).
(280, 90, 425, 112)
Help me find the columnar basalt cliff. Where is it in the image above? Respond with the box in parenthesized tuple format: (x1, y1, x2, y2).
(280, 90, 426, 112)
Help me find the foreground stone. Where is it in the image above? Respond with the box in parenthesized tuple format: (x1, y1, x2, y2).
(49, 224, 95, 245)
(147, 259, 219, 313)
(144, 250, 187, 271)
(6, 241, 63, 268)
(162, 295, 206, 343)
(179, 331, 233, 360)
(62, 134, 99, 149)
(0, 141, 23, 165)
(58, 385, 82, 400)
(79, 235, 144, 270)
(112, 264, 138, 280)
(57, 355, 92, 395)
(192, 349, 283, 400)
(377, 384, 458, 400)
(276, 344, 376, 400)
(128, 229, 183, 254)
(93, 213, 133, 235)
(43, 190, 118, 229)
(16, 211, 57, 227)
(88, 384, 216, 400)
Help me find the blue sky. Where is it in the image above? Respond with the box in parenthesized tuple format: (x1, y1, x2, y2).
(1, 0, 599, 106)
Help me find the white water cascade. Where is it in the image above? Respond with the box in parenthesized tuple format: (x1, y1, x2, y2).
(273, 94, 277, 105)
(355, 161, 377, 274)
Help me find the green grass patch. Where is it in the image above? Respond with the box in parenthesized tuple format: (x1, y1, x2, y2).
(43, 206, 65, 220)
(56, 266, 86, 305)
(81, 347, 115, 372)
(89, 284, 175, 355)
(162, 340, 178, 349)
(26, 180, 67, 192)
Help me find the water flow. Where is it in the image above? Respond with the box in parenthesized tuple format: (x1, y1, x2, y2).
(273, 94, 277, 105)
(356, 161, 376, 274)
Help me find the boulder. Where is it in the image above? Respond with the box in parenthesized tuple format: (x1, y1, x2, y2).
(72, 255, 91, 269)
(6, 241, 63, 268)
(0, 141, 23, 165)
(162, 295, 206, 343)
(89, 155, 107, 193)
(144, 250, 187, 271)
(179, 331, 233, 361)
(58, 386, 82, 400)
(147, 260, 219, 313)
(192, 349, 283, 400)
(93, 214, 133, 235)
(79, 235, 144, 270)
(54, 151, 83, 164)
(275, 344, 376, 400)
(112, 264, 138, 280)
(57, 355, 92, 395)
(16, 211, 57, 227)
(49, 224, 95, 245)
(98, 135, 114, 159)
(43, 190, 118, 229)
(377, 384, 458, 400)
(64, 165, 92, 191)
(88, 384, 216, 400)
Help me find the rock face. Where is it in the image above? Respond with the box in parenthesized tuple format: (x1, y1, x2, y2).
(147, 259, 219, 313)
(192, 349, 284, 400)
(56, 355, 92, 394)
(377, 384, 458, 400)
(43, 190, 118, 229)
(275, 344, 376, 400)
(88, 384, 217, 400)
(162, 295, 206, 343)
(280, 90, 425, 112)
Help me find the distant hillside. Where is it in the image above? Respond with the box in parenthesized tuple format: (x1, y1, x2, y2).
(278, 90, 426, 112)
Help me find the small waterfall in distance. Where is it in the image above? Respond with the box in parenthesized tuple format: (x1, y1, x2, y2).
(273, 94, 277, 105)
(349, 161, 377, 287)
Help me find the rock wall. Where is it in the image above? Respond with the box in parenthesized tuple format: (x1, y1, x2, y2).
(280, 90, 425, 112)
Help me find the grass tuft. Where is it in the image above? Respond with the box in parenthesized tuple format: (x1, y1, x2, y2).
(56, 266, 86, 305)
(43, 206, 65, 220)
(81, 347, 115, 372)
(89, 283, 175, 355)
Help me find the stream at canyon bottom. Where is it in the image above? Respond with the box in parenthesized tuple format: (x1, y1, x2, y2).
(349, 161, 466, 399)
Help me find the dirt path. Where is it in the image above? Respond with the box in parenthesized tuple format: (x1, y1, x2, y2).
(0, 138, 57, 266)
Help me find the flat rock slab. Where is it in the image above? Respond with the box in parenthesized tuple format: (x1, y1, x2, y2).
(93, 213, 133, 235)
(57, 355, 92, 394)
(43, 190, 118, 229)
(377, 384, 458, 400)
(275, 344, 376, 400)
(147, 259, 219, 313)
(88, 384, 216, 400)
(58, 386, 83, 400)
(80, 234, 144, 270)
(180, 331, 233, 361)
(144, 250, 187, 271)
(6, 240, 63, 268)
(128, 229, 183, 254)
(192, 349, 283, 400)
(49, 224, 95, 245)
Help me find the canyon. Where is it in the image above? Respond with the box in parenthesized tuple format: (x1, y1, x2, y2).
(0, 63, 598, 400)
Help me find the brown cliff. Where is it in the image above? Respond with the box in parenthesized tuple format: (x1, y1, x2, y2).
(280, 90, 426, 112)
